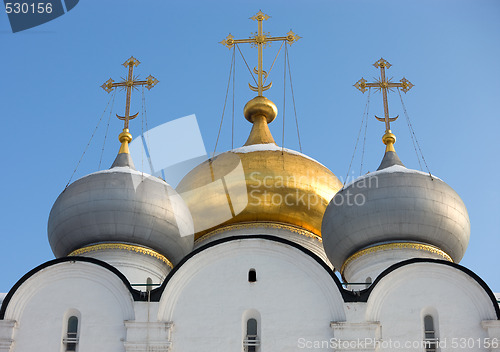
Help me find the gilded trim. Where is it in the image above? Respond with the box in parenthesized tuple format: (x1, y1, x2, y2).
(341, 242, 452, 274)
(195, 221, 322, 245)
(69, 243, 173, 269)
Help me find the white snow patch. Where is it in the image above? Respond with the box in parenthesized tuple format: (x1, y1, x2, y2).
(232, 143, 328, 169)
(75, 167, 169, 186)
(343, 164, 441, 189)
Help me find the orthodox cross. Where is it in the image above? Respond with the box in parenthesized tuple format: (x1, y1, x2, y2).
(220, 11, 301, 96)
(101, 56, 159, 129)
(354, 58, 413, 132)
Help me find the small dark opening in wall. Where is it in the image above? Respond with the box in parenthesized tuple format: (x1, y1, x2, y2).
(248, 269, 257, 282)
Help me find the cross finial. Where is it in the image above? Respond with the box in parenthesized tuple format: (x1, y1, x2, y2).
(220, 11, 300, 96)
(354, 58, 414, 151)
(101, 56, 159, 154)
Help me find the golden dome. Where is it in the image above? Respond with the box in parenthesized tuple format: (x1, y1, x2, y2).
(176, 96, 342, 242)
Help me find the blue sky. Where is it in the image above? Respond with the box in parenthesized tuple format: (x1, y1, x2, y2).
(1, 0, 499, 293)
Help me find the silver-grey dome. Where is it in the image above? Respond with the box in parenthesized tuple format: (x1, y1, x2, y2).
(48, 157, 194, 264)
(321, 152, 470, 269)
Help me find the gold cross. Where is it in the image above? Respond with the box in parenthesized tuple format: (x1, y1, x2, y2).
(354, 58, 413, 132)
(220, 11, 301, 96)
(101, 56, 159, 129)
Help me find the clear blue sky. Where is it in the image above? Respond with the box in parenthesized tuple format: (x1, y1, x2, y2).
(1, 0, 499, 292)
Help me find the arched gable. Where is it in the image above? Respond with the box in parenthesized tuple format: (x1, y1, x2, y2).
(157, 236, 346, 351)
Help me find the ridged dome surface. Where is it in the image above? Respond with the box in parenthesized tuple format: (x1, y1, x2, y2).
(48, 161, 194, 264)
(176, 143, 343, 241)
(321, 154, 470, 270)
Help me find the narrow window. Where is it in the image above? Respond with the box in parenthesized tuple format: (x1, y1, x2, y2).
(423, 315, 437, 352)
(248, 269, 257, 282)
(244, 318, 259, 352)
(64, 316, 79, 352)
(146, 277, 153, 292)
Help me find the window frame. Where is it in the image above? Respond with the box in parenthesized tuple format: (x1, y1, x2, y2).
(248, 269, 257, 283)
(244, 318, 260, 352)
(423, 314, 438, 352)
(62, 311, 81, 352)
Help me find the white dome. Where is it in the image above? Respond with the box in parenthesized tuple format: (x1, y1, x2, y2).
(48, 154, 194, 265)
(321, 151, 470, 270)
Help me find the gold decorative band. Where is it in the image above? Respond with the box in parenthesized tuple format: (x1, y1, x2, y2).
(69, 243, 173, 268)
(195, 221, 322, 245)
(341, 242, 453, 274)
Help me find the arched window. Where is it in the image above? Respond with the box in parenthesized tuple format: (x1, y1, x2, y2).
(365, 277, 372, 288)
(423, 315, 437, 352)
(146, 277, 153, 292)
(244, 318, 260, 352)
(64, 316, 79, 352)
(248, 269, 257, 282)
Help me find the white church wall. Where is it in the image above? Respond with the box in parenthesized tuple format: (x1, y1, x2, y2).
(366, 262, 498, 351)
(481, 320, 500, 351)
(3, 261, 135, 352)
(124, 301, 173, 351)
(158, 238, 345, 352)
(124, 321, 172, 352)
(0, 320, 15, 352)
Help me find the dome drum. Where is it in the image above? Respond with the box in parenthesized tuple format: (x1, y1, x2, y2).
(68, 242, 173, 284)
(192, 222, 334, 269)
(340, 241, 452, 283)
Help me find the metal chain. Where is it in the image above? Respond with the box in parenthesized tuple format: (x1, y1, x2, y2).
(142, 85, 156, 179)
(286, 45, 302, 153)
(343, 88, 371, 188)
(359, 89, 371, 175)
(282, 44, 287, 154)
(397, 88, 422, 171)
(142, 85, 151, 145)
(65, 88, 116, 190)
(213, 46, 235, 157)
(141, 86, 145, 177)
(232, 46, 236, 149)
(397, 88, 433, 179)
(98, 88, 117, 170)
(235, 44, 258, 86)
(263, 40, 285, 85)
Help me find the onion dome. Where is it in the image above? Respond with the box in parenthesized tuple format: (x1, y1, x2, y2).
(176, 96, 343, 244)
(48, 128, 194, 266)
(321, 130, 470, 274)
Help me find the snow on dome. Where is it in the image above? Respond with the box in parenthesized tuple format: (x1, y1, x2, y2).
(343, 164, 442, 189)
(232, 143, 328, 169)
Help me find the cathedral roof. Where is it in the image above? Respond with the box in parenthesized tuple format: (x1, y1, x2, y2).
(47, 57, 194, 266)
(321, 134, 470, 272)
(321, 58, 470, 273)
(176, 96, 342, 242)
(48, 150, 194, 265)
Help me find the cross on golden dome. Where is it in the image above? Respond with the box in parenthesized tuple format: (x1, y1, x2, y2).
(101, 57, 159, 154)
(220, 11, 301, 96)
(354, 58, 413, 151)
